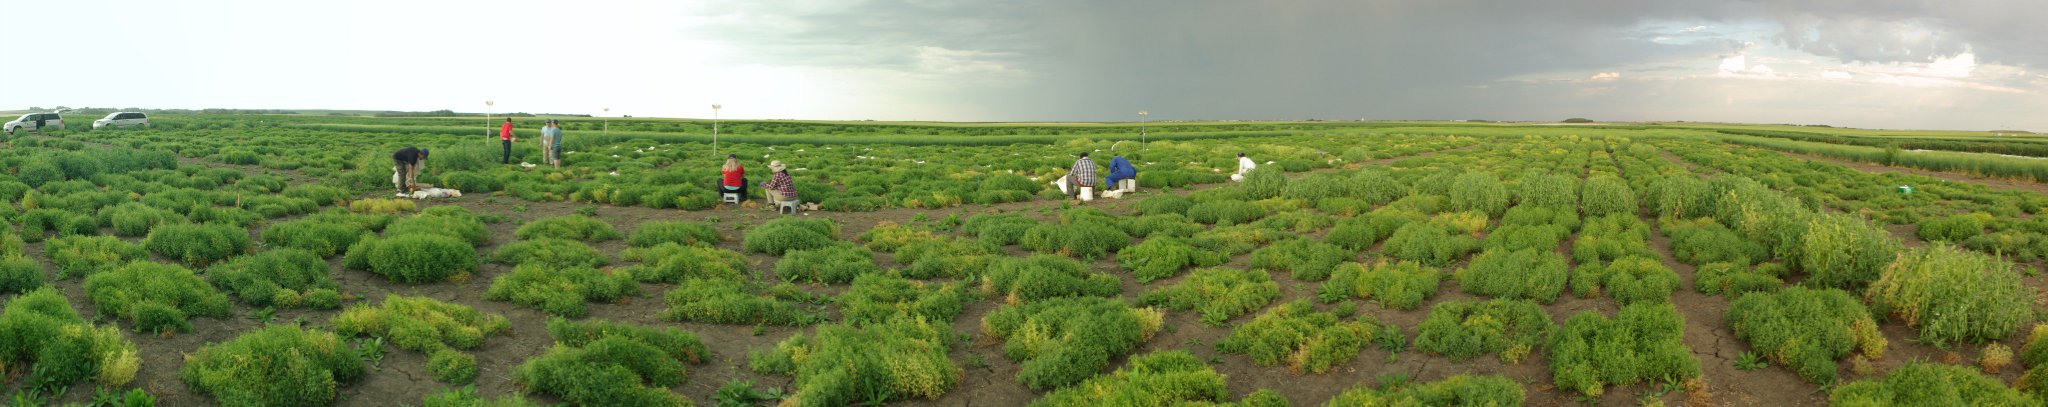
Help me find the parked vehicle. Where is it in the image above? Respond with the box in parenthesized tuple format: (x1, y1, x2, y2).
(93, 112, 150, 129)
(4, 112, 64, 134)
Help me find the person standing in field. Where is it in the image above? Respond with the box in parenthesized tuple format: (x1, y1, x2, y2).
(547, 119, 564, 167)
(719, 154, 747, 201)
(1232, 152, 1257, 182)
(500, 118, 517, 164)
(1065, 152, 1098, 198)
(392, 147, 429, 193)
(1106, 154, 1137, 192)
(762, 160, 798, 205)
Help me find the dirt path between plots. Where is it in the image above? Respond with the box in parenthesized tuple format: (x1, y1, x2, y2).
(1760, 148, 2048, 196)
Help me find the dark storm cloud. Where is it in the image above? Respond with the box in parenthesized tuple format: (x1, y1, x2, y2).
(689, 0, 2045, 125)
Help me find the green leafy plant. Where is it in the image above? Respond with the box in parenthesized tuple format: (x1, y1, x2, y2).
(839, 273, 969, 324)
(259, 218, 368, 257)
(1865, 244, 2034, 347)
(1324, 374, 1525, 405)
(1568, 256, 1680, 305)
(491, 238, 607, 269)
(1020, 220, 1131, 260)
(962, 213, 1037, 246)
(1318, 260, 1442, 310)
(1413, 299, 1553, 363)
(142, 223, 250, 266)
(1456, 248, 1568, 303)
(1248, 237, 1351, 281)
(661, 278, 822, 326)
(82, 261, 231, 333)
(330, 295, 511, 353)
(742, 218, 839, 255)
(1693, 262, 1783, 297)
(179, 325, 365, 407)
(981, 297, 1164, 389)
(1579, 176, 1636, 217)
(1218, 300, 1383, 374)
(1186, 200, 1267, 225)
(1029, 350, 1242, 406)
(1118, 236, 1227, 283)
(1139, 267, 1281, 326)
(1447, 172, 1509, 217)
(0, 255, 43, 295)
(45, 236, 146, 280)
(628, 220, 721, 248)
(342, 234, 479, 284)
(980, 255, 1122, 303)
(619, 242, 749, 283)
(1548, 303, 1701, 399)
(205, 248, 341, 309)
(775, 243, 881, 284)
(484, 264, 637, 317)
(514, 319, 706, 406)
(1831, 362, 2032, 405)
(748, 316, 960, 406)
(0, 288, 142, 389)
(384, 207, 491, 246)
(1382, 222, 1479, 267)
(513, 214, 622, 242)
(1726, 287, 1886, 383)
(1800, 213, 1903, 289)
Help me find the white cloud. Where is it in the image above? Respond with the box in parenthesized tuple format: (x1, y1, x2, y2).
(1821, 70, 1853, 80)
(1590, 72, 1621, 80)
(1924, 52, 1977, 78)
(1680, 25, 1708, 33)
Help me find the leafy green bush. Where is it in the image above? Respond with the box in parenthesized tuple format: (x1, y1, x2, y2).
(1325, 209, 1426, 251)
(1919, 213, 1991, 243)
(1382, 222, 1479, 267)
(0, 288, 142, 388)
(427, 348, 479, 384)
(492, 238, 607, 269)
(1186, 200, 1267, 225)
(516, 319, 705, 406)
(1133, 194, 1195, 216)
(205, 249, 340, 309)
(1218, 300, 1385, 374)
(1579, 176, 1636, 217)
(1282, 173, 1352, 202)
(1517, 173, 1579, 208)
(1447, 172, 1509, 217)
(99, 202, 184, 237)
(1662, 217, 1767, 266)
(1693, 262, 1783, 297)
(1571, 213, 1654, 267)
(981, 297, 1163, 389)
(893, 238, 995, 279)
(331, 295, 511, 352)
(1139, 267, 1280, 326)
(514, 215, 622, 242)
(1456, 248, 1568, 303)
(1413, 299, 1553, 363)
(180, 325, 365, 407)
(1319, 260, 1442, 310)
(485, 264, 637, 317)
(1548, 304, 1700, 398)
(1866, 244, 2034, 347)
(619, 242, 749, 283)
(1324, 374, 1525, 405)
(82, 261, 230, 333)
(1021, 220, 1132, 261)
(1500, 205, 1580, 230)
(1726, 287, 1886, 383)
(260, 218, 367, 257)
(1242, 165, 1288, 199)
(1030, 350, 1236, 406)
(1482, 224, 1570, 252)
(343, 234, 479, 283)
(962, 213, 1037, 246)
(1832, 362, 2032, 405)
(1248, 238, 1351, 281)
(143, 222, 250, 266)
(1118, 236, 1227, 283)
(857, 221, 937, 252)
(981, 255, 1122, 302)
(743, 218, 839, 255)
(385, 208, 491, 246)
(627, 220, 721, 248)
(0, 255, 41, 294)
(1121, 213, 1205, 238)
(1645, 176, 1714, 219)
(1569, 256, 1679, 305)
(1962, 231, 2048, 262)
(749, 316, 960, 405)
(1800, 213, 1902, 289)
(840, 273, 969, 324)
(774, 243, 881, 284)
(662, 278, 822, 326)
(349, 198, 416, 214)
(43, 235, 145, 280)
(1254, 210, 1334, 234)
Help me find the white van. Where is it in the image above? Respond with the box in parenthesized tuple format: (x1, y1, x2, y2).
(4, 113, 65, 135)
(93, 112, 150, 129)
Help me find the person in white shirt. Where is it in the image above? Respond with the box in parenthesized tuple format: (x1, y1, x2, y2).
(1232, 152, 1257, 182)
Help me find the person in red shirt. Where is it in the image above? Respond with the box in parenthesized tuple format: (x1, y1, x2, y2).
(500, 118, 516, 164)
(719, 154, 747, 201)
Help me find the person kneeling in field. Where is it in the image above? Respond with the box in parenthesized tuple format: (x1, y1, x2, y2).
(1231, 152, 1256, 182)
(1106, 154, 1137, 194)
(762, 160, 797, 205)
(392, 147, 429, 193)
(720, 154, 748, 201)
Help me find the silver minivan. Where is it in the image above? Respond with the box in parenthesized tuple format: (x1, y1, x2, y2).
(3, 112, 65, 135)
(93, 112, 150, 129)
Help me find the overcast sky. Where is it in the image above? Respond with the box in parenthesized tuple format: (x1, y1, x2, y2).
(2, 0, 2042, 130)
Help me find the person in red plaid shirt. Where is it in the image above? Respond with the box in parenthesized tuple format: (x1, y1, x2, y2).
(1065, 152, 1097, 197)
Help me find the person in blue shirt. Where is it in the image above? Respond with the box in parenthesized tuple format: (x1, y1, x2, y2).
(1106, 154, 1137, 192)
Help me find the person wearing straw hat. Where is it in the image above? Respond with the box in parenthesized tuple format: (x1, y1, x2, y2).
(761, 160, 797, 205)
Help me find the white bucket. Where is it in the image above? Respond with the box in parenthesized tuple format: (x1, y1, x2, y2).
(1078, 187, 1094, 202)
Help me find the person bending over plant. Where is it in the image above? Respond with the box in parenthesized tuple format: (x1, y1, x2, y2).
(392, 147, 429, 193)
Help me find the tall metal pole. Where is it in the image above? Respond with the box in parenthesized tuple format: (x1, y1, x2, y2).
(603, 107, 610, 136)
(711, 104, 722, 158)
(1139, 110, 1149, 150)
(485, 100, 494, 138)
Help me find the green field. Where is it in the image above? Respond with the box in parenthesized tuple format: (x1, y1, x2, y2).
(5, 114, 2048, 406)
